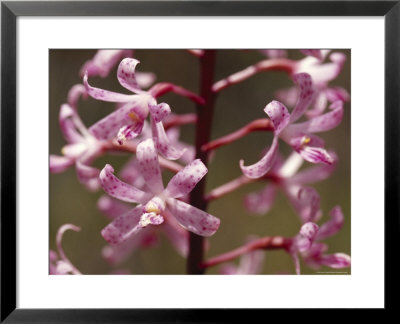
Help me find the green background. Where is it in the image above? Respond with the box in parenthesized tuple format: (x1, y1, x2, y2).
(49, 49, 351, 274)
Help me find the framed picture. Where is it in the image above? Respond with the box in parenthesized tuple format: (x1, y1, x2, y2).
(1, 0, 398, 321)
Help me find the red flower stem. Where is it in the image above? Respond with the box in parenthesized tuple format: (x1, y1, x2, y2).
(205, 175, 255, 202)
(163, 113, 197, 130)
(201, 118, 274, 152)
(212, 58, 295, 93)
(104, 141, 183, 173)
(200, 236, 293, 269)
(187, 50, 217, 274)
(149, 82, 205, 105)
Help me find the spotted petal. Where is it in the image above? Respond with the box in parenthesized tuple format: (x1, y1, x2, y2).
(290, 73, 315, 123)
(136, 138, 164, 194)
(264, 100, 290, 135)
(240, 136, 279, 179)
(151, 119, 186, 160)
(165, 159, 207, 198)
(297, 187, 322, 223)
(149, 102, 171, 123)
(117, 58, 143, 93)
(101, 205, 144, 245)
(166, 199, 220, 237)
(298, 146, 334, 165)
(99, 164, 152, 204)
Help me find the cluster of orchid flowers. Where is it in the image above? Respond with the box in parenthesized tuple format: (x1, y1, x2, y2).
(50, 49, 350, 275)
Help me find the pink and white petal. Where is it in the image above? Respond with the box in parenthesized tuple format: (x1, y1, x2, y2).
(88, 101, 143, 140)
(148, 102, 171, 123)
(162, 212, 189, 257)
(97, 195, 131, 220)
(306, 91, 328, 118)
(99, 164, 153, 204)
(76, 159, 101, 191)
(300, 49, 323, 60)
(117, 58, 143, 93)
(165, 159, 207, 199)
(291, 100, 343, 134)
(244, 184, 277, 215)
(101, 205, 145, 245)
(298, 146, 334, 165)
(240, 136, 279, 179)
(264, 100, 290, 135)
(297, 187, 321, 223)
(278, 151, 304, 178)
(136, 72, 156, 89)
(117, 122, 144, 145)
(67, 84, 87, 109)
(136, 138, 164, 194)
(59, 104, 83, 143)
(300, 222, 319, 242)
(152, 120, 186, 160)
(289, 73, 315, 123)
(325, 86, 350, 103)
(317, 206, 344, 240)
(319, 253, 351, 268)
(50, 155, 75, 173)
(120, 157, 146, 189)
(166, 199, 220, 237)
(275, 86, 298, 108)
(83, 72, 137, 102)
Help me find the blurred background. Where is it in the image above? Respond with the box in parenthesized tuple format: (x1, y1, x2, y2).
(49, 49, 351, 275)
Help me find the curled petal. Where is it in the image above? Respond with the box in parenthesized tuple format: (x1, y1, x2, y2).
(290, 73, 315, 123)
(55, 224, 81, 275)
(117, 58, 142, 93)
(97, 195, 131, 220)
(152, 119, 186, 160)
(244, 184, 277, 215)
(165, 159, 207, 199)
(101, 205, 144, 245)
(89, 101, 144, 140)
(136, 139, 164, 194)
(240, 136, 279, 179)
(319, 253, 351, 268)
(67, 84, 87, 109)
(264, 100, 290, 135)
(166, 199, 220, 237)
(59, 104, 83, 143)
(84, 72, 136, 103)
(149, 102, 171, 123)
(50, 155, 75, 173)
(80, 49, 133, 78)
(76, 159, 101, 191)
(317, 206, 344, 240)
(99, 164, 153, 204)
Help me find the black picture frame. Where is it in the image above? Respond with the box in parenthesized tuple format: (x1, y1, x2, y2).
(1, 0, 399, 321)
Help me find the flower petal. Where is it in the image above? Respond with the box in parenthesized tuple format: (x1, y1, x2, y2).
(297, 187, 321, 223)
(50, 155, 75, 173)
(67, 84, 87, 109)
(166, 199, 220, 237)
(97, 195, 131, 220)
(317, 206, 344, 240)
(290, 73, 315, 123)
(244, 184, 277, 214)
(101, 205, 144, 245)
(165, 159, 207, 199)
(120, 157, 147, 189)
(298, 146, 334, 165)
(306, 91, 328, 118)
(319, 253, 351, 268)
(162, 211, 189, 257)
(300, 49, 323, 60)
(117, 122, 144, 145)
(117, 58, 143, 93)
(152, 119, 186, 160)
(84, 72, 136, 102)
(89, 101, 144, 140)
(99, 164, 153, 203)
(76, 159, 101, 191)
(136, 138, 164, 194)
(240, 136, 279, 179)
(59, 104, 83, 143)
(264, 100, 290, 135)
(149, 102, 171, 123)
(325, 87, 350, 102)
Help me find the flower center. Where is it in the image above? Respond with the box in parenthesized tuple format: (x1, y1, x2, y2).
(300, 136, 311, 146)
(144, 201, 161, 214)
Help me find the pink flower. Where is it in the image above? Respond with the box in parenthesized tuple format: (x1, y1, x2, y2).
(245, 151, 337, 223)
(240, 73, 344, 179)
(289, 207, 350, 274)
(84, 58, 185, 160)
(277, 50, 349, 118)
(50, 224, 81, 275)
(100, 138, 220, 245)
(80, 49, 156, 88)
(49, 84, 104, 190)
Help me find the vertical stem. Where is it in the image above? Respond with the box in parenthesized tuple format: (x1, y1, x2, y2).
(187, 50, 217, 274)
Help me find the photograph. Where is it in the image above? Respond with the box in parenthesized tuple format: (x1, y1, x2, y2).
(49, 49, 351, 275)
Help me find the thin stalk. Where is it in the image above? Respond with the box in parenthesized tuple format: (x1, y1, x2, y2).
(187, 50, 217, 274)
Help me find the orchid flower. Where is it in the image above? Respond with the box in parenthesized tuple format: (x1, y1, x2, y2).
(240, 73, 344, 179)
(49, 84, 104, 190)
(277, 50, 349, 118)
(50, 224, 81, 275)
(289, 207, 350, 274)
(100, 138, 220, 246)
(245, 150, 337, 223)
(219, 237, 265, 275)
(84, 58, 186, 160)
(80, 49, 156, 89)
